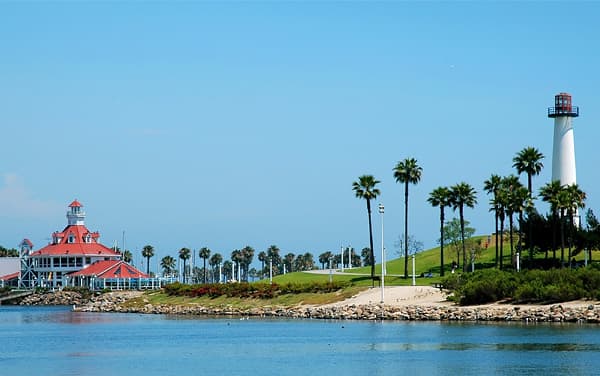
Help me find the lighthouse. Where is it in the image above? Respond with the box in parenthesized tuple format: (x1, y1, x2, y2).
(548, 93, 579, 186)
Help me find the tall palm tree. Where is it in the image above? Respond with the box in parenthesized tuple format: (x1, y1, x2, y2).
(266, 245, 281, 277)
(565, 184, 586, 265)
(484, 174, 502, 268)
(513, 147, 545, 194)
(501, 175, 522, 266)
(284, 252, 295, 273)
(160, 255, 176, 276)
(179, 247, 191, 283)
(540, 180, 562, 261)
(209, 253, 223, 283)
(198, 247, 211, 283)
(427, 186, 451, 276)
(556, 189, 570, 266)
(240, 246, 255, 281)
(512, 185, 531, 261)
(258, 251, 267, 277)
(352, 174, 381, 282)
(393, 158, 422, 279)
(231, 249, 242, 281)
(492, 192, 508, 269)
(513, 146, 544, 263)
(141, 245, 155, 275)
(449, 182, 477, 272)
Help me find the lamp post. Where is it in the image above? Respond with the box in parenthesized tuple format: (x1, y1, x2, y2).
(412, 254, 416, 286)
(269, 257, 273, 284)
(341, 245, 344, 273)
(378, 203, 385, 303)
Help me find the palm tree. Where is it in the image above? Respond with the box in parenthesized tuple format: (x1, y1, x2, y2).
(513, 146, 544, 263)
(449, 182, 477, 272)
(352, 174, 381, 282)
(512, 185, 531, 261)
(513, 147, 545, 194)
(393, 158, 422, 279)
(556, 189, 570, 266)
(501, 175, 522, 266)
(319, 251, 333, 269)
(240, 246, 255, 281)
(141, 245, 155, 275)
(492, 192, 508, 269)
(231, 249, 242, 281)
(266, 245, 281, 277)
(484, 174, 502, 268)
(540, 180, 562, 261)
(427, 186, 451, 276)
(198, 247, 211, 283)
(122, 249, 133, 264)
(258, 251, 267, 277)
(284, 252, 295, 273)
(565, 184, 586, 265)
(179, 247, 191, 283)
(209, 253, 223, 283)
(160, 255, 176, 276)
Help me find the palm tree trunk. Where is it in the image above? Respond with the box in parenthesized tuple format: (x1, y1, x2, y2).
(203, 258, 207, 284)
(460, 206, 466, 272)
(495, 212, 499, 268)
(366, 199, 375, 285)
(440, 207, 445, 277)
(499, 218, 505, 270)
(560, 210, 566, 267)
(404, 181, 409, 279)
(552, 210, 557, 261)
(509, 214, 514, 268)
(146, 257, 150, 275)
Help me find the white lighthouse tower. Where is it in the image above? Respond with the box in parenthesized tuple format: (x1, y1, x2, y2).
(548, 92, 580, 224)
(548, 92, 579, 186)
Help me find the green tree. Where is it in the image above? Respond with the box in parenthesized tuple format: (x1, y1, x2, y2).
(258, 251, 267, 277)
(428, 186, 451, 276)
(209, 253, 223, 282)
(240, 246, 255, 281)
(122, 249, 133, 264)
(501, 175, 522, 266)
(284, 252, 295, 273)
(141, 245, 155, 275)
(513, 146, 545, 194)
(540, 180, 562, 260)
(443, 218, 475, 270)
(160, 255, 176, 276)
(449, 182, 478, 272)
(319, 251, 333, 269)
(352, 174, 381, 282)
(393, 157, 423, 279)
(360, 247, 373, 267)
(484, 174, 502, 268)
(198, 247, 211, 283)
(179, 247, 191, 283)
(266, 245, 281, 277)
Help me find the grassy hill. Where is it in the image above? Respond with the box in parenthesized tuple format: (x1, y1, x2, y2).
(269, 236, 600, 287)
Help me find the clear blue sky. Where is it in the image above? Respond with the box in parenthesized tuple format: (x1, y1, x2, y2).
(1, 2, 599, 271)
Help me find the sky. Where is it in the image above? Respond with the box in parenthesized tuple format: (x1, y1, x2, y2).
(1, 2, 599, 272)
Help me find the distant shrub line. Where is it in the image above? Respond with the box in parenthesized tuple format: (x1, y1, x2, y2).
(443, 266, 600, 305)
(164, 281, 351, 299)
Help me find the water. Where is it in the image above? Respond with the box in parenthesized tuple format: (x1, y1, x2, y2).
(2, 306, 600, 375)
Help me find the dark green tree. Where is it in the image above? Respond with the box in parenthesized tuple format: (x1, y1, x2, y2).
(352, 174, 381, 282)
(449, 182, 478, 272)
(141, 245, 155, 275)
(199, 247, 211, 283)
(428, 186, 451, 276)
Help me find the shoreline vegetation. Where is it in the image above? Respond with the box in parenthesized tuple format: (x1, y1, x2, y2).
(12, 284, 600, 324)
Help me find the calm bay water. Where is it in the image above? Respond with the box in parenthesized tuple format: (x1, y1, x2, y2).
(2, 306, 600, 375)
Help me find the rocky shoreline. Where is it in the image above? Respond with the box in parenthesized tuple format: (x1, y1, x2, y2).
(15, 290, 600, 323)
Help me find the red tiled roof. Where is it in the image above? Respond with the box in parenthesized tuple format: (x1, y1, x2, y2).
(30, 224, 116, 257)
(70, 260, 148, 278)
(0, 271, 20, 281)
(69, 199, 83, 207)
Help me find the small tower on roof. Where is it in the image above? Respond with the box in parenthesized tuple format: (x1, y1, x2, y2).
(67, 199, 86, 226)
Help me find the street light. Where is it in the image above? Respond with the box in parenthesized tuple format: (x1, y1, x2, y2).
(378, 203, 385, 303)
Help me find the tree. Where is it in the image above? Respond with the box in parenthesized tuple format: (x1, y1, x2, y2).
(141, 245, 155, 275)
(442, 218, 475, 270)
(501, 175, 522, 267)
(513, 146, 544, 263)
(352, 174, 381, 282)
(449, 182, 477, 272)
(393, 157, 422, 279)
(266, 245, 281, 277)
(258, 251, 267, 277)
(179, 247, 191, 283)
(428, 186, 451, 276)
(319, 251, 333, 269)
(222, 260, 233, 281)
(209, 253, 223, 283)
(565, 184, 586, 265)
(284, 252, 295, 273)
(360, 247, 373, 267)
(160, 255, 176, 276)
(240, 246, 255, 281)
(198, 247, 211, 283)
(540, 180, 562, 261)
(513, 147, 545, 194)
(231, 249, 242, 281)
(484, 174, 502, 268)
(121, 249, 133, 264)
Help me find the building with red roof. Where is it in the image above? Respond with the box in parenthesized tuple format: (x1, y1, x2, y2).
(28, 200, 149, 289)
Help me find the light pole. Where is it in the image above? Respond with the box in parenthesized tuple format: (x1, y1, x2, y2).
(412, 254, 416, 286)
(378, 203, 385, 303)
(341, 245, 344, 273)
(269, 257, 273, 284)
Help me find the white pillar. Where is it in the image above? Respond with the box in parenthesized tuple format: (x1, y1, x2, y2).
(412, 255, 416, 286)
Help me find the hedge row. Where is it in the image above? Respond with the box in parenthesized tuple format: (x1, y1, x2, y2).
(163, 281, 351, 299)
(443, 266, 600, 305)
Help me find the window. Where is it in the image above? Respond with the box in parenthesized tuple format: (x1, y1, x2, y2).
(76, 258, 83, 267)
(68, 235, 75, 244)
(53, 258, 59, 267)
(85, 257, 91, 264)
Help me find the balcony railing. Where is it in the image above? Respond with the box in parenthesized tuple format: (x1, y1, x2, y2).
(548, 106, 579, 118)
